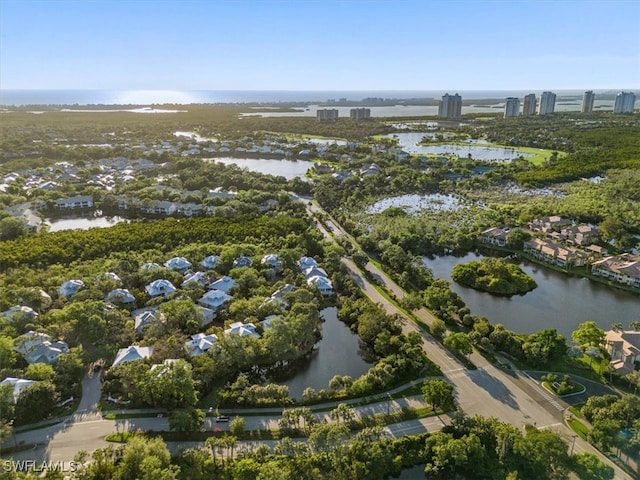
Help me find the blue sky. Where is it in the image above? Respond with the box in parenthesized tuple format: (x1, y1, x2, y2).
(1, 0, 638, 91)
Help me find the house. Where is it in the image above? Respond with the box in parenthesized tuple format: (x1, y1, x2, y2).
(528, 216, 572, 233)
(102, 272, 122, 285)
(176, 202, 204, 217)
(224, 321, 259, 338)
(0, 377, 37, 403)
(198, 290, 233, 310)
(298, 256, 318, 270)
(112, 345, 153, 368)
(2, 305, 38, 322)
(208, 188, 237, 200)
(182, 271, 209, 288)
(54, 195, 93, 210)
(208, 276, 236, 293)
(197, 306, 216, 326)
(139, 201, 177, 216)
(14, 331, 69, 364)
(591, 254, 640, 288)
(184, 332, 219, 356)
(145, 279, 176, 297)
(307, 275, 334, 296)
(233, 256, 253, 268)
(201, 255, 220, 270)
(165, 256, 192, 273)
(561, 224, 600, 246)
(265, 283, 295, 307)
(59, 279, 84, 298)
(480, 227, 510, 247)
(303, 266, 328, 280)
(105, 288, 136, 305)
(605, 329, 640, 373)
(523, 239, 588, 268)
(140, 262, 161, 271)
(261, 315, 283, 330)
(133, 308, 162, 335)
(261, 254, 283, 271)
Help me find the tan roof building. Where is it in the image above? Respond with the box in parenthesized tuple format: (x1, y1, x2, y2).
(605, 329, 640, 373)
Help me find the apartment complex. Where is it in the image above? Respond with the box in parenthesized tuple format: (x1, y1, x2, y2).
(316, 109, 339, 122)
(522, 93, 536, 116)
(581, 90, 595, 113)
(438, 93, 462, 120)
(613, 91, 636, 114)
(539, 91, 556, 115)
(504, 97, 520, 118)
(350, 108, 371, 120)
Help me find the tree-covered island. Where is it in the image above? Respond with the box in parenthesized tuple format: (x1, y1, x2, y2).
(451, 257, 537, 295)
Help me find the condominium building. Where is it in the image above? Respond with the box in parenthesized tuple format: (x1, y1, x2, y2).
(438, 93, 462, 119)
(316, 109, 339, 122)
(522, 93, 537, 116)
(350, 108, 371, 120)
(613, 91, 636, 114)
(581, 90, 595, 113)
(539, 91, 556, 115)
(504, 97, 520, 118)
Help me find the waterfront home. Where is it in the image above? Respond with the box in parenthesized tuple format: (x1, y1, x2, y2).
(523, 239, 588, 268)
(184, 332, 219, 356)
(14, 331, 69, 364)
(480, 227, 510, 247)
(139, 200, 177, 216)
(176, 202, 204, 217)
(145, 279, 176, 298)
(54, 195, 93, 210)
(307, 275, 334, 295)
(225, 321, 259, 338)
(165, 256, 193, 273)
(112, 345, 153, 368)
(591, 254, 640, 288)
(59, 279, 84, 298)
(0, 377, 37, 403)
(605, 329, 640, 373)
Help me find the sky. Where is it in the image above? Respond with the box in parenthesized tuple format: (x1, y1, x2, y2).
(1, 0, 639, 91)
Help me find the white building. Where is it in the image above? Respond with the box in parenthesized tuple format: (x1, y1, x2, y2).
(504, 97, 520, 118)
(522, 93, 536, 116)
(613, 91, 636, 114)
(582, 90, 595, 113)
(438, 93, 462, 119)
(539, 91, 556, 115)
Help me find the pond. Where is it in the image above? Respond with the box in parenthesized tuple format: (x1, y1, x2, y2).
(366, 193, 465, 215)
(423, 252, 640, 339)
(388, 133, 532, 161)
(278, 307, 372, 398)
(46, 215, 127, 232)
(206, 157, 314, 179)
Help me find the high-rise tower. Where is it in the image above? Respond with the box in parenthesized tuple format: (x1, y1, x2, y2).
(613, 91, 636, 113)
(581, 91, 595, 113)
(504, 97, 520, 118)
(438, 93, 462, 119)
(539, 91, 556, 115)
(522, 93, 536, 116)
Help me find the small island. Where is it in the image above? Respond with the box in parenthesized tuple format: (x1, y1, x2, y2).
(451, 257, 537, 296)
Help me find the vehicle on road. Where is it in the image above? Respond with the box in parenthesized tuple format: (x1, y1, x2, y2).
(215, 415, 230, 422)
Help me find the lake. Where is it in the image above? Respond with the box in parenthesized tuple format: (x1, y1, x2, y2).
(279, 307, 372, 398)
(388, 132, 532, 161)
(423, 252, 640, 339)
(366, 193, 465, 215)
(46, 215, 127, 232)
(206, 157, 314, 179)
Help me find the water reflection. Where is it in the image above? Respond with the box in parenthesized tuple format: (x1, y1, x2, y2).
(423, 252, 639, 338)
(206, 157, 314, 179)
(278, 307, 372, 398)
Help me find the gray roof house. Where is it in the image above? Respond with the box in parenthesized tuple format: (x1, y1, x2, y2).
(145, 279, 176, 298)
(14, 331, 69, 364)
(182, 271, 209, 288)
(208, 276, 236, 293)
(165, 256, 193, 273)
(184, 333, 219, 356)
(2, 305, 38, 322)
(112, 345, 154, 368)
(0, 377, 37, 403)
(198, 290, 233, 310)
(225, 321, 259, 338)
(106, 288, 136, 305)
(59, 279, 84, 298)
(201, 255, 220, 270)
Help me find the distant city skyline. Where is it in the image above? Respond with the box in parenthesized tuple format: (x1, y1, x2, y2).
(1, 0, 638, 91)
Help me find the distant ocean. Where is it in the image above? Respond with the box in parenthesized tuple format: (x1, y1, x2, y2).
(0, 89, 631, 106)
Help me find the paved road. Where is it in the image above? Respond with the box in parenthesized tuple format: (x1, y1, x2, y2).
(4, 197, 633, 479)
